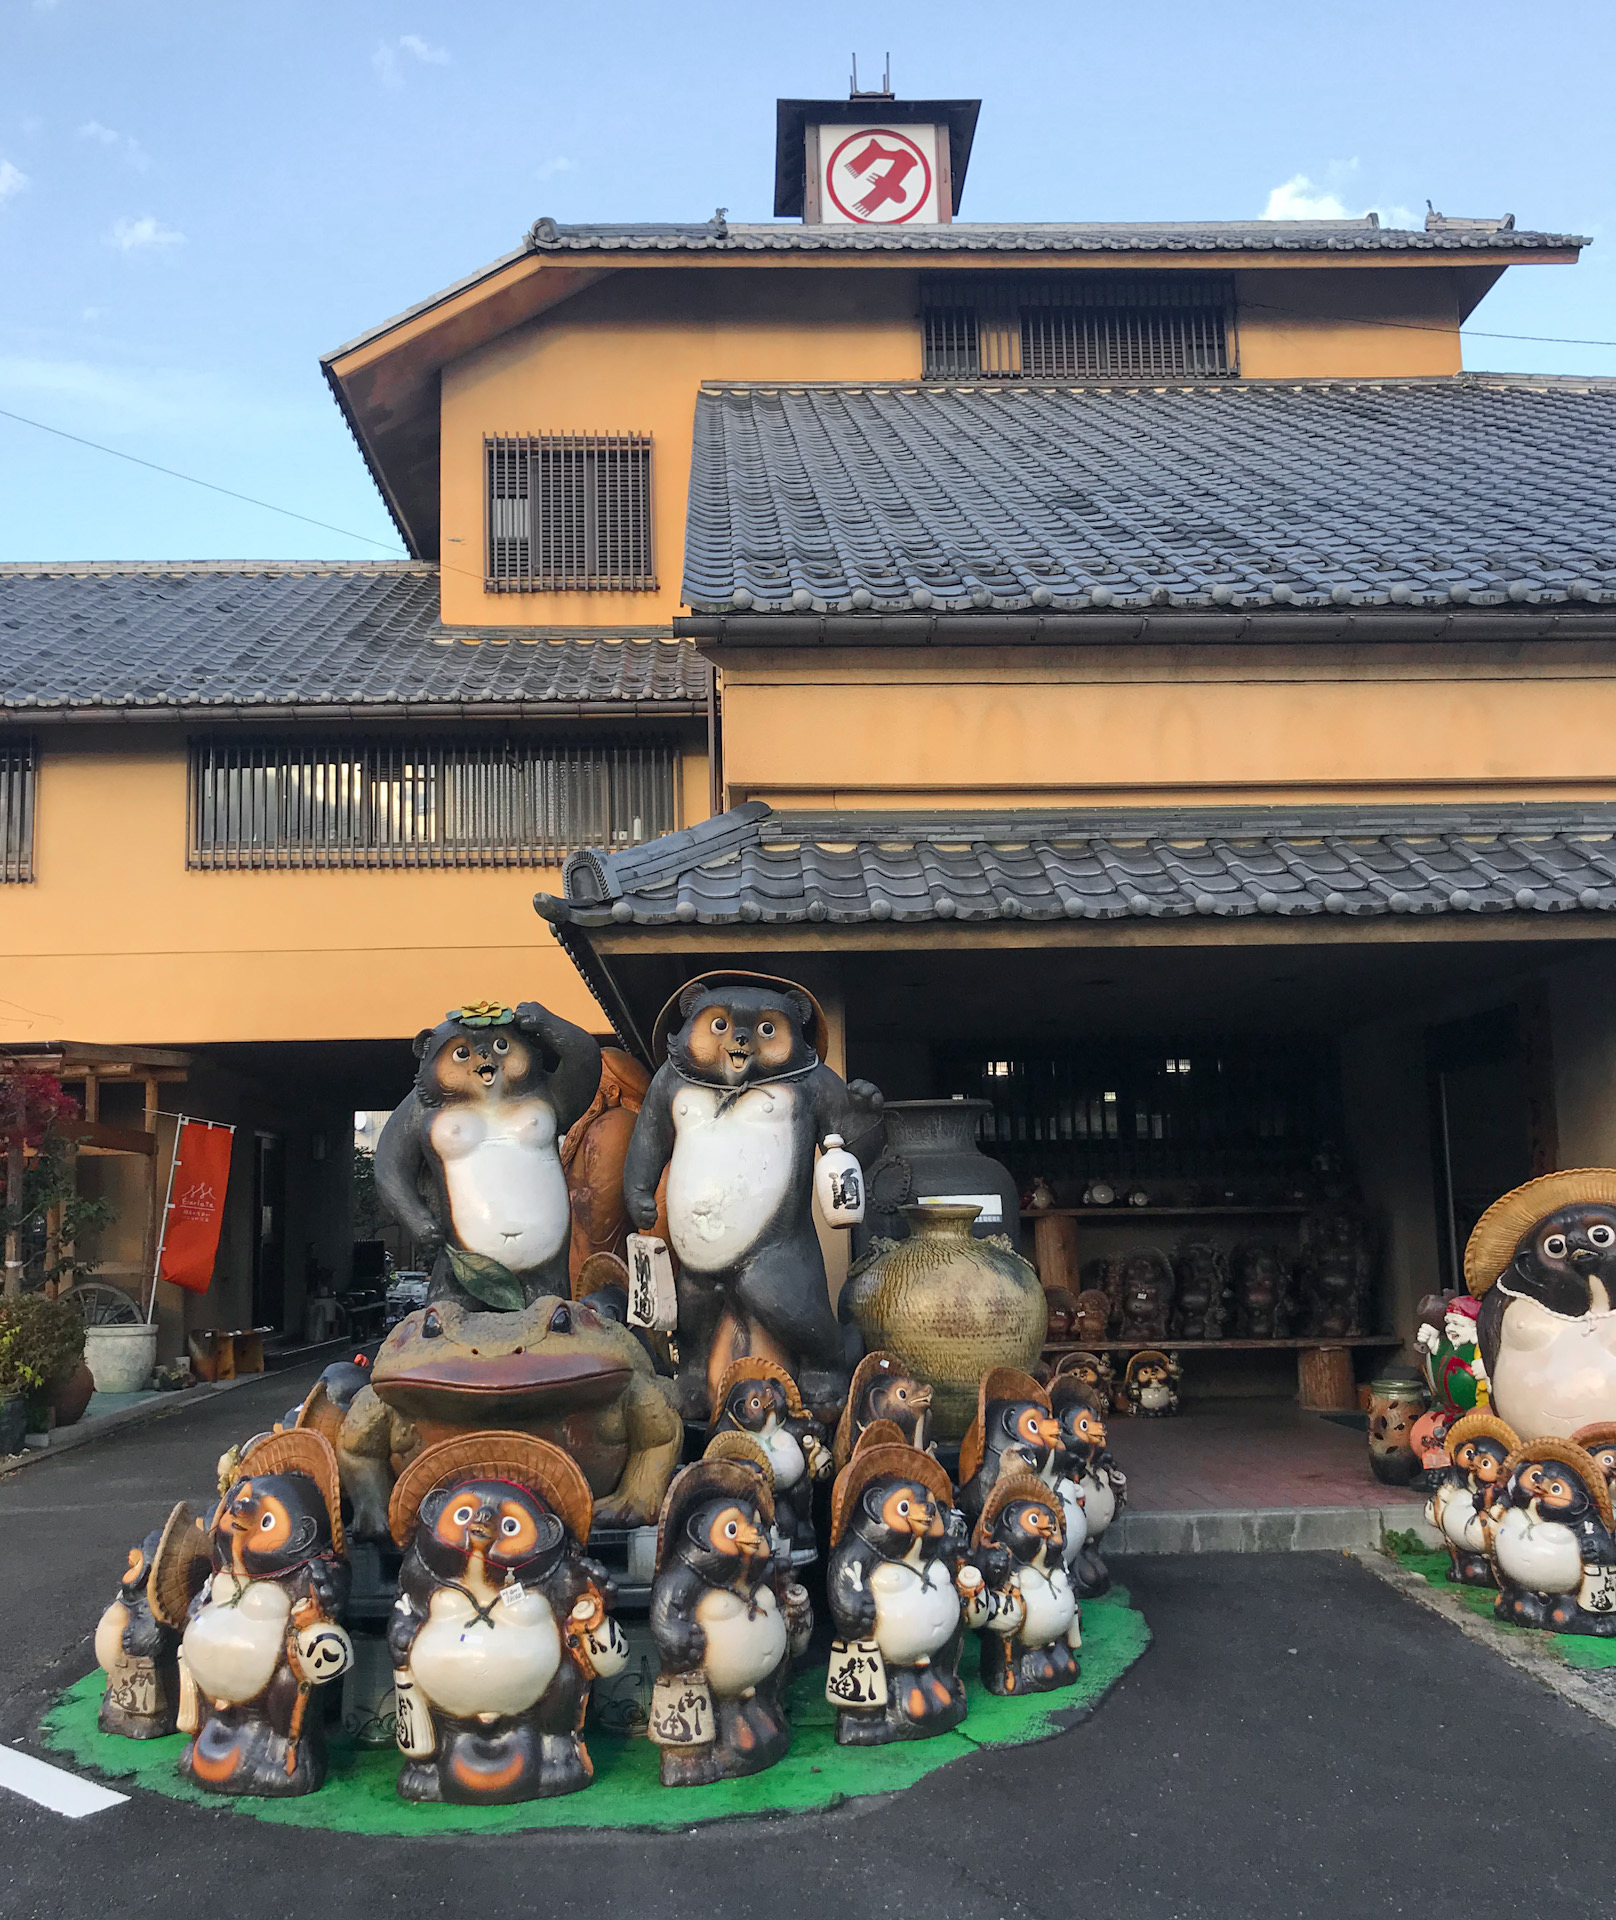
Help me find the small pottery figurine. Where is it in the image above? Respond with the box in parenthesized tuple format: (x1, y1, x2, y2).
(1049, 1378, 1127, 1598)
(1367, 1373, 1429, 1487)
(1042, 1286, 1078, 1340)
(1025, 1176, 1056, 1213)
(1427, 1410, 1517, 1586)
(1464, 1170, 1616, 1439)
(1493, 1439, 1616, 1634)
(1573, 1423, 1616, 1497)
(965, 1476, 1080, 1695)
(386, 1431, 627, 1804)
(648, 1459, 808, 1787)
(1115, 1250, 1175, 1342)
(1296, 1206, 1376, 1339)
(1230, 1242, 1294, 1339)
(833, 1349, 935, 1470)
(96, 1504, 209, 1738)
(622, 973, 883, 1422)
(707, 1357, 833, 1559)
(1414, 1291, 1489, 1414)
(1171, 1241, 1230, 1341)
(1073, 1289, 1112, 1342)
(825, 1438, 973, 1745)
(374, 999, 603, 1309)
(178, 1429, 353, 1798)
(956, 1368, 1060, 1529)
(1123, 1349, 1181, 1417)
(1409, 1407, 1457, 1489)
(1052, 1350, 1115, 1403)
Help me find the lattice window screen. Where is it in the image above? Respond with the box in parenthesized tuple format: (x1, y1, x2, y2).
(922, 275, 1235, 381)
(486, 435, 655, 591)
(0, 737, 34, 882)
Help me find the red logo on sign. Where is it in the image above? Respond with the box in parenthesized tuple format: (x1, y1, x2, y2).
(825, 127, 934, 225)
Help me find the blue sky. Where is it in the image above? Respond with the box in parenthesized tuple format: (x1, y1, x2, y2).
(2, 0, 1612, 562)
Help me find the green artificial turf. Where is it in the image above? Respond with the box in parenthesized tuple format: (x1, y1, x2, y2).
(42, 1588, 1150, 1834)
(1384, 1536, 1616, 1670)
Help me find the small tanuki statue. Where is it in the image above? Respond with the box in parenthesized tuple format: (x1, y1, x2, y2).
(1052, 1350, 1114, 1404)
(707, 1357, 833, 1559)
(833, 1349, 935, 1470)
(1049, 1378, 1128, 1598)
(1114, 1249, 1176, 1342)
(1172, 1241, 1230, 1340)
(965, 1477, 1081, 1696)
(648, 1457, 810, 1787)
(1296, 1206, 1375, 1338)
(622, 973, 883, 1422)
(1573, 1423, 1616, 1498)
(956, 1368, 1061, 1531)
(96, 1505, 209, 1738)
(1426, 1410, 1517, 1587)
(1492, 1439, 1616, 1635)
(824, 1437, 976, 1746)
(177, 1429, 353, 1798)
(386, 1431, 627, 1805)
(1231, 1242, 1293, 1339)
(1123, 1349, 1182, 1418)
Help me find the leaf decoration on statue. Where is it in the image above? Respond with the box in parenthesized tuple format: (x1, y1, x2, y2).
(446, 1247, 525, 1311)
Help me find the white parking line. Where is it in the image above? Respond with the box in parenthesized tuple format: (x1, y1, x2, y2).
(0, 1747, 128, 1817)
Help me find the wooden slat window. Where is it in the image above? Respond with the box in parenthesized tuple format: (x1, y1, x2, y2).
(486, 435, 655, 591)
(188, 735, 679, 869)
(922, 274, 1235, 381)
(0, 737, 34, 882)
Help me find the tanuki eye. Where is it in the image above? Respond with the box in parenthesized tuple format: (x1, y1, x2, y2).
(493, 1037, 509, 1054)
(724, 1520, 739, 1538)
(1592, 1225, 1615, 1248)
(259, 1512, 276, 1531)
(500, 1516, 522, 1536)
(1545, 1234, 1569, 1258)
(759, 1021, 775, 1038)
(711, 1015, 729, 1034)
(453, 1045, 470, 1061)
(896, 1499, 910, 1515)
(453, 1505, 474, 1526)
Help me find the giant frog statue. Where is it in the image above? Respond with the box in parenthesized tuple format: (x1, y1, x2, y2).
(299, 1295, 684, 1541)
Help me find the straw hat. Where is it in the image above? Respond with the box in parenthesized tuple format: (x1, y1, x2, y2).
(834, 1350, 920, 1470)
(710, 1355, 808, 1424)
(958, 1368, 1051, 1486)
(650, 971, 830, 1065)
(655, 1458, 775, 1570)
(1463, 1169, 1616, 1296)
(1500, 1437, 1613, 1531)
(1445, 1409, 1520, 1462)
(148, 1501, 212, 1629)
(830, 1441, 954, 1547)
(702, 1430, 773, 1477)
(1572, 1422, 1616, 1457)
(1124, 1349, 1174, 1387)
(973, 1472, 1062, 1550)
(239, 1427, 346, 1555)
(1049, 1373, 1105, 1417)
(573, 1249, 630, 1304)
(387, 1431, 593, 1549)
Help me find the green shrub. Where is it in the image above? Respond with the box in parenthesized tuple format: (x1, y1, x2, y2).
(0, 1293, 86, 1389)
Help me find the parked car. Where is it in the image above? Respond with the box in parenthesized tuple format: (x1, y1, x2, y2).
(384, 1271, 431, 1331)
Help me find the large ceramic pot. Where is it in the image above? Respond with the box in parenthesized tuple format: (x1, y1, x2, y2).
(858, 1100, 1024, 1256)
(844, 1203, 1047, 1440)
(48, 1358, 95, 1429)
(83, 1323, 157, 1395)
(1367, 1372, 1429, 1486)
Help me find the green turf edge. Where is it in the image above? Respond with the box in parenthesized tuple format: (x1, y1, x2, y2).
(41, 1588, 1151, 1835)
(1383, 1538, 1616, 1670)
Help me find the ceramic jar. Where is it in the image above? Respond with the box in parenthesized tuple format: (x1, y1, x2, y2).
(843, 1203, 1047, 1440)
(858, 1100, 1024, 1256)
(1367, 1372, 1429, 1486)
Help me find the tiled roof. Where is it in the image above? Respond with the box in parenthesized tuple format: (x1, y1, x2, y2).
(525, 218, 1585, 257)
(681, 378, 1616, 615)
(536, 802, 1616, 930)
(0, 564, 707, 718)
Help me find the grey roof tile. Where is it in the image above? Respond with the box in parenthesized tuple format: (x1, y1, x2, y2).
(0, 563, 707, 717)
(681, 378, 1616, 614)
(535, 803, 1616, 930)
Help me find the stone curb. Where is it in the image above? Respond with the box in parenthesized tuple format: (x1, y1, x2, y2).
(0, 1374, 256, 1476)
(1110, 1504, 1435, 1555)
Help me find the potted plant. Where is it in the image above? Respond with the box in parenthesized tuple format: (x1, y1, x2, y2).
(0, 1320, 43, 1456)
(0, 1293, 91, 1431)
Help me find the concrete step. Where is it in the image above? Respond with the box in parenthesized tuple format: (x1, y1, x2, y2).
(1109, 1505, 1440, 1555)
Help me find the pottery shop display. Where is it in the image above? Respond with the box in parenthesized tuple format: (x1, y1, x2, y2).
(707, 1357, 833, 1559)
(1171, 1242, 1230, 1341)
(956, 1368, 1059, 1529)
(1049, 1377, 1127, 1598)
(964, 1476, 1080, 1696)
(1230, 1242, 1294, 1339)
(832, 1349, 934, 1470)
(1463, 1170, 1616, 1440)
(622, 973, 884, 1423)
(1414, 1291, 1490, 1414)
(1114, 1249, 1176, 1342)
(374, 1000, 603, 1310)
(1073, 1289, 1112, 1342)
(825, 1438, 973, 1745)
(843, 1205, 1047, 1442)
(1123, 1350, 1182, 1418)
(859, 1099, 1024, 1255)
(1366, 1373, 1428, 1486)
(1051, 1350, 1115, 1403)
(386, 1432, 627, 1804)
(1427, 1410, 1517, 1586)
(176, 1428, 353, 1797)
(1296, 1207, 1376, 1338)
(1493, 1439, 1616, 1635)
(96, 1505, 208, 1738)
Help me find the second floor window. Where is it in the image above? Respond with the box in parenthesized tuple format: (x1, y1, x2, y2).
(0, 736, 34, 882)
(486, 434, 655, 592)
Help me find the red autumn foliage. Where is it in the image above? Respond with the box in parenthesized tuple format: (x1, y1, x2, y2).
(0, 1072, 80, 1148)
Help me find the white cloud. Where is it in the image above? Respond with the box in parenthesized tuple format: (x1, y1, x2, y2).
(537, 156, 575, 181)
(1262, 169, 1416, 230)
(77, 120, 150, 169)
(0, 160, 28, 207)
(399, 33, 448, 63)
(78, 119, 118, 145)
(110, 214, 184, 251)
(373, 33, 448, 86)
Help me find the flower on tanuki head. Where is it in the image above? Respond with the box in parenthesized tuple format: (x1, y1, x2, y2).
(453, 1001, 515, 1028)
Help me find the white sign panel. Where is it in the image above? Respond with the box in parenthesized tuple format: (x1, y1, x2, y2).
(818, 123, 942, 225)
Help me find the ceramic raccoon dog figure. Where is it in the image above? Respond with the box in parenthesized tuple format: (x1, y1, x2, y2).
(95, 1506, 209, 1738)
(1427, 1410, 1516, 1588)
(1049, 1378, 1127, 1599)
(1491, 1439, 1616, 1636)
(833, 1349, 935, 1471)
(624, 973, 883, 1421)
(387, 1433, 626, 1805)
(966, 1477, 1082, 1696)
(707, 1358, 833, 1559)
(375, 1000, 602, 1309)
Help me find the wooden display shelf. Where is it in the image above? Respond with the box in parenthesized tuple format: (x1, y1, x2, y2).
(1023, 1205, 1310, 1221)
(1043, 1333, 1402, 1413)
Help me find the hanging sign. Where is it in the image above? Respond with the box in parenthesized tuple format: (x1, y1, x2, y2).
(156, 1119, 235, 1294)
(625, 1233, 678, 1331)
(820, 124, 940, 224)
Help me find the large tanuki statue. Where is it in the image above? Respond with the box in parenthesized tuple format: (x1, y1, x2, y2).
(1465, 1169, 1616, 1439)
(624, 973, 883, 1422)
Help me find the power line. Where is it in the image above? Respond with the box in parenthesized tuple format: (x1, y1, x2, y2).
(1242, 301, 1616, 351)
(0, 404, 408, 553)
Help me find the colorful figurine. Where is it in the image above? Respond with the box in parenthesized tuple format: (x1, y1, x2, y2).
(1427, 1410, 1517, 1586)
(825, 1438, 974, 1745)
(1414, 1291, 1489, 1414)
(623, 972, 884, 1422)
(833, 1349, 935, 1470)
(1465, 1170, 1616, 1439)
(1493, 1439, 1616, 1635)
(1049, 1378, 1127, 1597)
(177, 1429, 353, 1797)
(1408, 1406, 1457, 1489)
(956, 1368, 1059, 1530)
(374, 999, 602, 1309)
(1172, 1241, 1230, 1340)
(1123, 1349, 1182, 1417)
(1367, 1373, 1429, 1487)
(648, 1458, 808, 1787)
(1231, 1242, 1294, 1339)
(965, 1476, 1080, 1695)
(96, 1504, 209, 1738)
(707, 1357, 833, 1559)
(386, 1431, 626, 1804)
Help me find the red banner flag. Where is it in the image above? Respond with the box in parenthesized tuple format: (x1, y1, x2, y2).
(157, 1120, 234, 1294)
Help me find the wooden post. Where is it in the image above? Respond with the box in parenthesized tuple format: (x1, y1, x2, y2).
(3, 1135, 22, 1298)
(1297, 1345, 1357, 1412)
(1032, 1213, 1081, 1295)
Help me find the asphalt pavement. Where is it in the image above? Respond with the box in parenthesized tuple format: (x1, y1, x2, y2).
(3, 1367, 1615, 1920)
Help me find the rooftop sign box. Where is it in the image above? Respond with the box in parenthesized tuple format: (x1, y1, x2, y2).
(774, 87, 980, 226)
